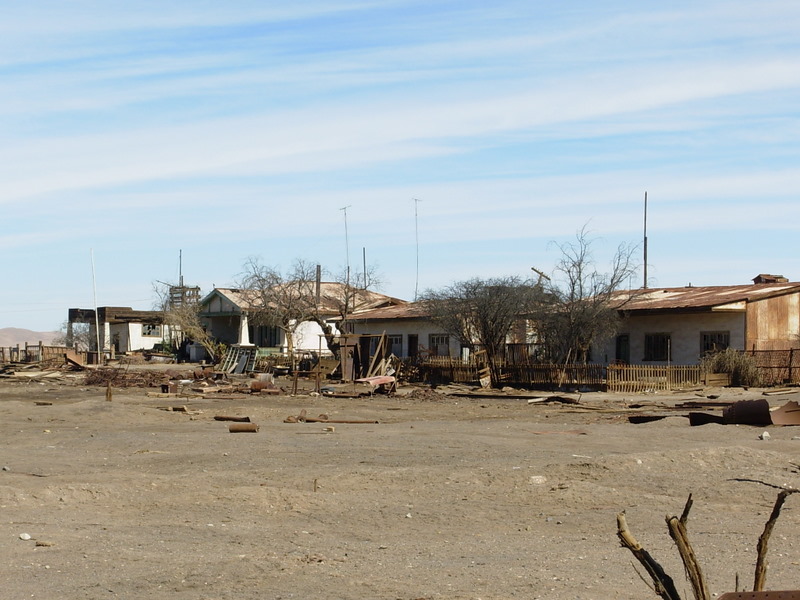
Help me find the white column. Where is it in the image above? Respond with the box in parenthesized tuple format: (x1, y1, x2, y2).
(238, 313, 253, 346)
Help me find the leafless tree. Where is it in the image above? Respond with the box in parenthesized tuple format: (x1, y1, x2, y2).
(53, 320, 93, 351)
(533, 226, 638, 364)
(236, 258, 319, 365)
(421, 276, 541, 387)
(235, 258, 387, 363)
(153, 283, 225, 363)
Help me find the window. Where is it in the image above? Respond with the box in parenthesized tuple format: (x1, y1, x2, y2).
(428, 334, 450, 356)
(142, 324, 162, 337)
(644, 333, 671, 361)
(254, 325, 281, 347)
(701, 331, 730, 355)
(387, 335, 403, 357)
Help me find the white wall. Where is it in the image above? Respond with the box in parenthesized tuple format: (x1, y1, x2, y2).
(598, 311, 746, 365)
(109, 322, 169, 351)
(125, 323, 168, 351)
(291, 320, 338, 353)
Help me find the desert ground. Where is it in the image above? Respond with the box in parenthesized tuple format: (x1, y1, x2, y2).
(2, 367, 800, 599)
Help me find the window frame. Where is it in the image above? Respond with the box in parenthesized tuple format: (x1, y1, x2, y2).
(701, 331, 730, 355)
(643, 332, 671, 362)
(141, 324, 163, 338)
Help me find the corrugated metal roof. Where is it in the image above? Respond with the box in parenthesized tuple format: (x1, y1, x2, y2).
(612, 282, 800, 312)
(203, 284, 406, 316)
(349, 301, 430, 321)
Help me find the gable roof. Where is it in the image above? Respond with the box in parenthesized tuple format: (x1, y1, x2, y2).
(348, 301, 431, 321)
(201, 284, 405, 317)
(611, 282, 800, 313)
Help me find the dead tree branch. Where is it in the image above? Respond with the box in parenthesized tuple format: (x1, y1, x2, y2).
(753, 489, 798, 591)
(617, 511, 682, 600)
(665, 494, 709, 600)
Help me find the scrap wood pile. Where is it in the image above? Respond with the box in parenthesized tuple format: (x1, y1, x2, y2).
(0, 363, 67, 381)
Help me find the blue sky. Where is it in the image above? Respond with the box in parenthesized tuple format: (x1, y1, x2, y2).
(2, 1, 799, 331)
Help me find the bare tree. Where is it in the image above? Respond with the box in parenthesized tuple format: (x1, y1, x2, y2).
(311, 264, 385, 359)
(236, 258, 319, 365)
(53, 320, 93, 350)
(533, 227, 638, 364)
(153, 283, 225, 363)
(421, 276, 541, 387)
(235, 258, 388, 364)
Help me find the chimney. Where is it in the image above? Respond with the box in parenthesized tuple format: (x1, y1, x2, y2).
(752, 274, 788, 284)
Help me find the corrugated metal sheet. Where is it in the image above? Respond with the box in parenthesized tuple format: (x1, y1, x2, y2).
(613, 282, 800, 312)
(202, 284, 405, 317)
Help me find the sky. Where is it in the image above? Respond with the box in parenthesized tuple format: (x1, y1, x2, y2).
(2, 1, 799, 331)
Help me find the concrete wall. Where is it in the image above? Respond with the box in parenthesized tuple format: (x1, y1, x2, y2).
(291, 320, 338, 353)
(598, 311, 746, 365)
(124, 322, 166, 351)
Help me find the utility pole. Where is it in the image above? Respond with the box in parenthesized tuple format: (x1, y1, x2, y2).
(643, 191, 648, 289)
(414, 198, 421, 300)
(340, 205, 352, 286)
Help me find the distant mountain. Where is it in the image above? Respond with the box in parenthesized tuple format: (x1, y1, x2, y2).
(0, 328, 60, 348)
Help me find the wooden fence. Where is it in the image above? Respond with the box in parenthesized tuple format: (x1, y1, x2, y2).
(0, 343, 85, 365)
(415, 357, 704, 391)
(606, 364, 703, 393)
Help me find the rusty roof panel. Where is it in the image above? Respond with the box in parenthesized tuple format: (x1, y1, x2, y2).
(613, 282, 800, 312)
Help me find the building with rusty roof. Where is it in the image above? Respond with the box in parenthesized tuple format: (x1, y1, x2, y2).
(600, 277, 800, 365)
(199, 284, 406, 352)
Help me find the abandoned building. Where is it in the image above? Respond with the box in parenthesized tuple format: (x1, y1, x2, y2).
(66, 307, 172, 354)
(198, 284, 406, 354)
(601, 276, 800, 365)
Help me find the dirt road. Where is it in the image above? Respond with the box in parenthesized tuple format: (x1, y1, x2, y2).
(2, 374, 799, 599)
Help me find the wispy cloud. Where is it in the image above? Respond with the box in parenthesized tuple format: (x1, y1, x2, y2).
(1, 0, 799, 328)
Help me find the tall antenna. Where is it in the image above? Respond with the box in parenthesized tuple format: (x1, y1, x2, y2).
(178, 249, 183, 287)
(90, 249, 101, 360)
(414, 198, 421, 300)
(643, 191, 648, 289)
(340, 205, 352, 285)
(362, 247, 367, 290)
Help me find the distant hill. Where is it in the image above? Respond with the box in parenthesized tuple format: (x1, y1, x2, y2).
(0, 328, 60, 348)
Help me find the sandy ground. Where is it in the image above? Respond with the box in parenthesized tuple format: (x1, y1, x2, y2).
(2, 368, 800, 599)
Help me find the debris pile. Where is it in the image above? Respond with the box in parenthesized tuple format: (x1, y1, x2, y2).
(404, 388, 448, 402)
(85, 368, 166, 388)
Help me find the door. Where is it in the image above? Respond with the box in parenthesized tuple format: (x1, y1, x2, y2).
(615, 334, 630, 364)
(408, 334, 418, 358)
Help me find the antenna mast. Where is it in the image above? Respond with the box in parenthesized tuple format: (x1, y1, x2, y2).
(414, 198, 421, 300)
(340, 205, 352, 285)
(643, 191, 648, 289)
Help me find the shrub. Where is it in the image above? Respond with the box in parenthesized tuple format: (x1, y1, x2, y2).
(701, 348, 762, 387)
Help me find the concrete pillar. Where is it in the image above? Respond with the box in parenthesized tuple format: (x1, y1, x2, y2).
(238, 313, 253, 346)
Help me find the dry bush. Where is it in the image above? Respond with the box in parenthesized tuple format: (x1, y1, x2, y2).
(702, 348, 762, 387)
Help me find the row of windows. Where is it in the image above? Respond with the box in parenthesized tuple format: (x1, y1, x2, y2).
(617, 331, 730, 362)
(384, 334, 451, 357)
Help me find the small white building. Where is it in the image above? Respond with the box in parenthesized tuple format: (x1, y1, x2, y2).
(67, 307, 172, 354)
